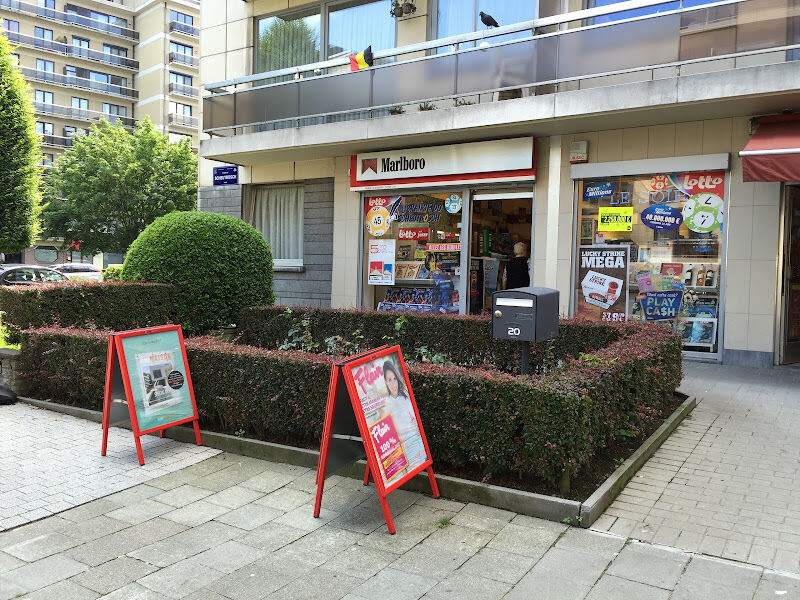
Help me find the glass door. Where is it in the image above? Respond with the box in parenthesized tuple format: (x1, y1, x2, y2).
(782, 184, 800, 364)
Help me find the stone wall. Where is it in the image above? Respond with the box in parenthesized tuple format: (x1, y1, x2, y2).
(0, 349, 20, 394)
(198, 185, 243, 219)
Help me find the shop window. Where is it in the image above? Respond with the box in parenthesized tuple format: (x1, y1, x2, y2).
(244, 185, 304, 268)
(69, 250, 94, 263)
(574, 171, 726, 354)
(34, 246, 59, 263)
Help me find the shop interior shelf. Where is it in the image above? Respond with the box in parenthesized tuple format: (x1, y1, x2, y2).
(395, 278, 435, 285)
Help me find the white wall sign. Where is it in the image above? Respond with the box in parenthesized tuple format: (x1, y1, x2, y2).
(351, 138, 535, 189)
(570, 141, 589, 164)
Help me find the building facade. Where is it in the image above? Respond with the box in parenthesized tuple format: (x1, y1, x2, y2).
(198, 0, 800, 368)
(0, 0, 200, 266)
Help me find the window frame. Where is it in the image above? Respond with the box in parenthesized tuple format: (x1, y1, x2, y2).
(34, 26, 53, 40)
(3, 19, 20, 33)
(35, 89, 54, 104)
(170, 41, 193, 56)
(244, 184, 305, 269)
(72, 35, 90, 48)
(33, 246, 58, 264)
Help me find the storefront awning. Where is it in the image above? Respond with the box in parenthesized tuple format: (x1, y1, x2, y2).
(740, 114, 800, 182)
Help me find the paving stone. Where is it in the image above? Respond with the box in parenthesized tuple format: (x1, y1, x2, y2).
(422, 571, 511, 600)
(421, 524, 493, 555)
(192, 540, 264, 574)
(322, 544, 396, 580)
(137, 557, 225, 599)
(555, 528, 626, 558)
(587, 574, 670, 600)
(128, 521, 242, 568)
(505, 571, 591, 600)
(276, 526, 363, 566)
(207, 561, 295, 600)
(0, 516, 72, 549)
(105, 486, 163, 507)
(486, 523, 560, 558)
(0, 551, 24, 573)
(680, 555, 762, 590)
(4, 531, 80, 562)
(606, 542, 689, 589)
(205, 486, 264, 510)
(239, 471, 296, 495)
(390, 543, 471, 579)
(238, 521, 306, 552)
(273, 506, 338, 532)
(104, 500, 173, 525)
(754, 570, 800, 599)
(215, 503, 284, 531)
(163, 500, 231, 527)
(60, 500, 122, 523)
(527, 547, 610, 587)
(351, 567, 437, 600)
(0, 554, 88, 595)
(450, 503, 515, 534)
(152, 485, 214, 508)
(17, 579, 99, 600)
(458, 548, 536, 584)
(391, 505, 455, 533)
(267, 566, 363, 600)
(254, 488, 313, 512)
(328, 504, 386, 535)
(59, 515, 130, 543)
(71, 556, 157, 595)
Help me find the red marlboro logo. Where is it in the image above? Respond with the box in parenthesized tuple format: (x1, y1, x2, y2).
(361, 158, 378, 174)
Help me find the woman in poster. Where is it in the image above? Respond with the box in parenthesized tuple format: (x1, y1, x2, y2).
(380, 360, 427, 470)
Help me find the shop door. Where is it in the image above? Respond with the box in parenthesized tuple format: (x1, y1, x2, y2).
(782, 185, 800, 364)
(468, 190, 534, 315)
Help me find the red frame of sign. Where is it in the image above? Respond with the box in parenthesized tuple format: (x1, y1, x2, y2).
(314, 345, 439, 533)
(101, 324, 202, 465)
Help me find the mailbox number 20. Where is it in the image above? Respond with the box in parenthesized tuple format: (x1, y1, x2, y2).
(507, 326, 521, 337)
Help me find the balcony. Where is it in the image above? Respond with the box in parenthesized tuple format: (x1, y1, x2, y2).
(22, 67, 139, 99)
(33, 101, 134, 127)
(3, 31, 138, 70)
(0, 0, 138, 40)
(169, 20, 198, 37)
(203, 0, 800, 136)
(168, 113, 198, 128)
(39, 134, 72, 148)
(169, 52, 198, 68)
(169, 82, 198, 98)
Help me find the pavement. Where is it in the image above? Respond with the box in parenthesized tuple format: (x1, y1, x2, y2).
(1, 361, 800, 598)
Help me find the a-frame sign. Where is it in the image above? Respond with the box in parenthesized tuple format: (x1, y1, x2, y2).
(314, 345, 439, 533)
(101, 325, 202, 465)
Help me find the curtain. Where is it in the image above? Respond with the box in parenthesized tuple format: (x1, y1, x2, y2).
(244, 185, 304, 262)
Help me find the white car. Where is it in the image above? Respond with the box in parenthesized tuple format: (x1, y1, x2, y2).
(51, 263, 104, 281)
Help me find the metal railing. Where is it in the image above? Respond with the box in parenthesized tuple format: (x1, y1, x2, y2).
(168, 113, 198, 128)
(169, 52, 198, 68)
(3, 31, 138, 70)
(169, 82, 198, 97)
(204, 0, 800, 134)
(0, 0, 138, 40)
(33, 101, 134, 126)
(169, 20, 198, 37)
(21, 67, 138, 99)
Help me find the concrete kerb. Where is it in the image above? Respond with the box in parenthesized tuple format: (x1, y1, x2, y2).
(19, 394, 695, 527)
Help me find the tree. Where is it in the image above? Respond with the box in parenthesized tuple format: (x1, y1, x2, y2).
(42, 118, 197, 255)
(0, 33, 42, 255)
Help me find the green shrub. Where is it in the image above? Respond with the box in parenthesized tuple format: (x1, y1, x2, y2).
(121, 211, 274, 334)
(0, 282, 176, 343)
(18, 322, 681, 489)
(102, 265, 122, 281)
(238, 306, 621, 374)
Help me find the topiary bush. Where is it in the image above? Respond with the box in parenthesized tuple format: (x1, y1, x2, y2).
(121, 211, 274, 334)
(102, 265, 122, 281)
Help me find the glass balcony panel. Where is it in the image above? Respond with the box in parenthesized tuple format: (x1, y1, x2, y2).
(456, 38, 557, 94)
(205, 94, 235, 131)
(372, 55, 455, 106)
(299, 69, 370, 116)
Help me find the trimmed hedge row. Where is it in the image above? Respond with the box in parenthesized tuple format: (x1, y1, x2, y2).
(0, 282, 176, 343)
(238, 305, 622, 374)
(17, 323, 682, 487)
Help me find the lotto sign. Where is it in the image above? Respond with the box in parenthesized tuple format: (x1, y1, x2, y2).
(314, 346, 439, 534)
(398, 227, 429, 241)
(365, 196, 395, 237)
(444, 194, 462, 214)
(101, 325, 202, 465)
(682, 193, 724, 233)
(641, 205, 683, 231)
(642, 291, 683, 321)
(598, 207, 633, 232)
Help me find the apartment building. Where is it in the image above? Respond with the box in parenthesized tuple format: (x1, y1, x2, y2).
(198, 0, 800, 368)
(0, 0, 200, 265)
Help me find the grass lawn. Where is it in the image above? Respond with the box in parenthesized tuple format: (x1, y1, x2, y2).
(0, 313, 20, 350)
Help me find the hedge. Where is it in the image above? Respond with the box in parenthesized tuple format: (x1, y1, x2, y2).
(0, 282, 176, 343)
(238, 305, 622, 374)
(17, 323, 682, 488)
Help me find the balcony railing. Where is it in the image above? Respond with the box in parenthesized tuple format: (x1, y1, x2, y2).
(21, 67, 139, 99)
(33, 102, 135, 126)
(204, 0, 800, 134)
(169, 82, 198, 97)
(169, 20, 198, 37)
(0, 0, 138, 40)
(3, 31, 138, 70)
(39, 134, 72, 148)
(169, 52, 198, 68)
(168, 113, 198, 128)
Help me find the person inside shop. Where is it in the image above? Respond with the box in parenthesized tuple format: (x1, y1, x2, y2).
(381, 360, 427, 468)
(502, 242, 530, 290)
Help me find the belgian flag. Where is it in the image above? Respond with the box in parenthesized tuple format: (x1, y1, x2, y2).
(349, 45, 373, 71)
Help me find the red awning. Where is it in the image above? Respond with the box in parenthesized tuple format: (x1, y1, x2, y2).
(740, 114, 800, 182)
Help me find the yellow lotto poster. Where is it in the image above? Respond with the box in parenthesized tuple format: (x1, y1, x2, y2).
(598, 207, 634, 232)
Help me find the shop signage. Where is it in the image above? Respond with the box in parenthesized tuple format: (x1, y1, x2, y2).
(682, 193, 724, 233)
(597, 207, 633, 232)
(368, 239, 396, 285)
(576, 245, 630, 322)
(314, 346, 439, 534)
(641, 205, 683, 231)
(570, 140, 589, 164)
(351, 138, 536, 189)
(398, 227, 429, 241)
(212, 165, 238, 186)
(642, 291, 683, 321)
(365, 196, 395, 237)
(444, 193, 462, 214)
(427, 243, 461, 252)
(584, 182, 615, 200)
(101, 325, 202, 465)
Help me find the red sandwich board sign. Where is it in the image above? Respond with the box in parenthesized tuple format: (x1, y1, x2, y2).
(314, 345, 439, 534)
(101, 325, 202, 465)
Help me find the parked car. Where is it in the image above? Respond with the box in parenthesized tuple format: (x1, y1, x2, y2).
(51, 262, 103, 281)
(0, 264, 68, 286)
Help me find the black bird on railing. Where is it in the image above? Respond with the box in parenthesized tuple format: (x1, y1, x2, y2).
(480, 11, 499, 28)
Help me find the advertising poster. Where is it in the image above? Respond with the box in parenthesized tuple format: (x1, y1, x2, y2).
(368, 239, 396, 285)
(597, 207, 633, 232)
(348, 351, 427, 487)
(576, 245, 630, 322)
(365, 196, 396, 237)
(642, 291, 683, 321)
(119, 329, 194, 432)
